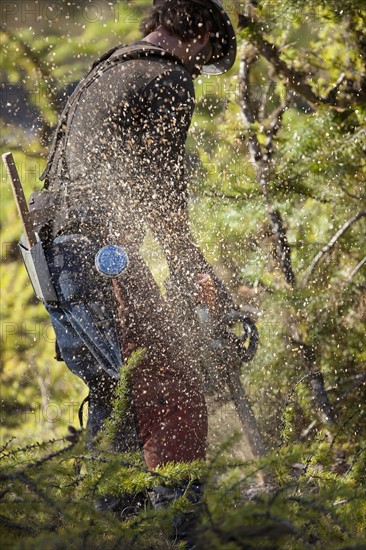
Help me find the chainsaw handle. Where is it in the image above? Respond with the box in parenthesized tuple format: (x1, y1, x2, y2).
(220, 310, 259, 362)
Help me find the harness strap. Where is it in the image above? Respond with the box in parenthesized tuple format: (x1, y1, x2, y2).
(78, 393, 90, 428)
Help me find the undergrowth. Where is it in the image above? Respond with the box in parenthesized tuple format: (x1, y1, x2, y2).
(0, 354, 365, 549)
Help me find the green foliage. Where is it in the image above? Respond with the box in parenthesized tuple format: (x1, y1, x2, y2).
(1, 427, 365, 549)
(1, 0, 365, 546)
(102, 349, 145, 448)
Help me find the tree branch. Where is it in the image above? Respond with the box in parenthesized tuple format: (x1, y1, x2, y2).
(258, 79, 273, 122)
(324, 73, 346, 104)
(336, 373, 366, 403)
(347, 256, 366, 281)
(238, 15, 366, 108)
(303, 211, 366, 286)
(238, 47, 263, 169)
(238, 49, 295, 287)
(269, 210, 296, 287)
(343, 446, 366, 478)
(0, 514, 35, 535)
(288, 340, 336, 426)
(265, 99, 291, 156)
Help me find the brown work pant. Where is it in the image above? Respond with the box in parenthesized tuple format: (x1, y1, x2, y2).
(113, 247, 208, 469)
(130, 357, 207, 469)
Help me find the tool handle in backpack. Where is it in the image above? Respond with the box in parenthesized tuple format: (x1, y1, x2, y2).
(2, 152, 37, 248)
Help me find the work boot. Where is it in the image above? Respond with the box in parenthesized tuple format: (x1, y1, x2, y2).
(148, 480, 203, 545)
(95, 491, 146, 520)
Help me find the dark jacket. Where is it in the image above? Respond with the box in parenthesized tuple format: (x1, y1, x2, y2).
(41, 42, 195, 241)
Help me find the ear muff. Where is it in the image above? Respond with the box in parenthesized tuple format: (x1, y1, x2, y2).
(201, 0, 238, 75)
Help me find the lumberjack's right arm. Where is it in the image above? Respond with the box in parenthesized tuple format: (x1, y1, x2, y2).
(141, 69, 234, 311)
(141, 70, 258, 361)
(148, 207, 235, 315)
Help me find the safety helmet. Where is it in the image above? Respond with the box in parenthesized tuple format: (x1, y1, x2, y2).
(152, 0, 238, 75)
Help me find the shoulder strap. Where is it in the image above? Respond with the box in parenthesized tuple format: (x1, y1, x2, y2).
(40, 44, 182, 189)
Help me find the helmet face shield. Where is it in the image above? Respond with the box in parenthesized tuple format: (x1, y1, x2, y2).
(152, 0, 238, 75)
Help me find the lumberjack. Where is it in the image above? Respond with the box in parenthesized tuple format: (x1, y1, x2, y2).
(4, 0, 263, 518)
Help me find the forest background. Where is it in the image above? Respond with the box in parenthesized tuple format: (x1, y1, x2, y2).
(0, 1, 365, 548)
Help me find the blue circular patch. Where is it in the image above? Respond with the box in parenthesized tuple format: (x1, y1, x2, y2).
(95, 245, 129, 277)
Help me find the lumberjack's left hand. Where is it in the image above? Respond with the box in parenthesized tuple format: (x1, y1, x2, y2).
(197, 273, 217, 316)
